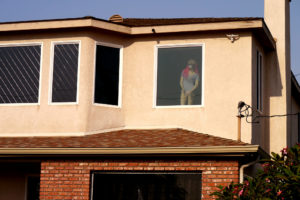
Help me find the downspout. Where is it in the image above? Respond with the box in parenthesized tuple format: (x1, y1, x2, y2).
(239, 155, 260, 183)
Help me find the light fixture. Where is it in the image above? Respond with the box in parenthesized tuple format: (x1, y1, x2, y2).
(226, 34, 240, 43)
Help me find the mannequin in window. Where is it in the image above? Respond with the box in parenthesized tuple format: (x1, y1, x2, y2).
(180, 59, 199, 105)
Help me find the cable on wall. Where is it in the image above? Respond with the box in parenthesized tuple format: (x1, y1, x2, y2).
(237, 101, 299, 124)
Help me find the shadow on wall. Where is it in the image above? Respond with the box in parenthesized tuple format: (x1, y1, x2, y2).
(251, 48, 282, 154)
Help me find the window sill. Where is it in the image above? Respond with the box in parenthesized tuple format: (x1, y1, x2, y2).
(154, 105, 204, 108)
(93, 103, 121, 108)
(0, 103, 40, 106)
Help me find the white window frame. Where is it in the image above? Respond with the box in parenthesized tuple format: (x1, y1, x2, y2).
(257, 51, 263, 112)
(0, 42, 43, 106)
(92, 41, 123, 108)
(48, 41, 81, 105)
(153, 43, 205, 108)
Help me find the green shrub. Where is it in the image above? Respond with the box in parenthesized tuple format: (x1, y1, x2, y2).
(211, 144, 300, 200)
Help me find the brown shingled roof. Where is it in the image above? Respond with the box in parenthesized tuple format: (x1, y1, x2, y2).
(0, 129, 247, 148)
(117, 17, 262, 27)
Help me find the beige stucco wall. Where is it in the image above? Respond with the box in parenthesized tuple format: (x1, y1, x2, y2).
(265, 0, 292, 153)
(122, 32, 253, 141)
(0, 30, 125, 136)
(251, 36, 269, 152)
(0, 29, 254, 142)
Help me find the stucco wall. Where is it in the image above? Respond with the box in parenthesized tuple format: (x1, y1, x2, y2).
(265, 0, 291, 153)
(0, 30, 125, 136)
(0, 29, 254, 143)
(122, 32, 252, 141)
(251, 36, 270, 152)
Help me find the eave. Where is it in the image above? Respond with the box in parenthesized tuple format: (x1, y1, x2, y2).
(292, 72, 300, 102)
(0, 17, 275, 50)
(0, 145, 266, 158)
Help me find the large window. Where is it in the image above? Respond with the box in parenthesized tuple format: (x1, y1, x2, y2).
(50, 42, 79, 103)
(91, 172, 202, 200)
(156, 45, 203, 106)
(256, 51, 263, 111)
(94, 43, 121, 106)
(0, 44, 42, 104)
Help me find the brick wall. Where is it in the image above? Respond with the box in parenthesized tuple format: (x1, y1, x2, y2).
(40, 159, 239, 200)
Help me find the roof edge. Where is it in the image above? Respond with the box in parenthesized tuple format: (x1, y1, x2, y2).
(0, 145, 259, 156)
(292, 72, 300, 94)
(0, 17, 270, 37)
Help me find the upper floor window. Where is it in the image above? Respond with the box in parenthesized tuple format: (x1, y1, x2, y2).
(50, 42, 79, 103)
(256, 51, 263, 111)
(94, 43, 122, 106)
(155, 44, 203, 107)
(0, 44, 42, 104)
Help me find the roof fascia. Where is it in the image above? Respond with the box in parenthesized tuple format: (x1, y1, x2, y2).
(130, 20, 263, 34)
(0, 145, 259, 156)
(0, 18, 275, 52)
(0, 18, 132, 34)
(291, 72, 300, 101)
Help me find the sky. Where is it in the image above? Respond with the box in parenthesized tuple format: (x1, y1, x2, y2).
(0, 0, 299, 80)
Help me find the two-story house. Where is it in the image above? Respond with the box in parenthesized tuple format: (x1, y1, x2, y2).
(0, 0, 299, 199)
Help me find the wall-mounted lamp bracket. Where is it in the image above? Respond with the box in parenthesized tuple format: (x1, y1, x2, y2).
(226, 34, 240, 43)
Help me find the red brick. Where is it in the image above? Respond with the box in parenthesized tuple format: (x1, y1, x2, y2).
(40, 160, 239, 200)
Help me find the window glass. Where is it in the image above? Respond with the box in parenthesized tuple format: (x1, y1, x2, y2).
(0, 45, 41, 104)
(157, 46, 203, 106)
(92, 172, 202, 200)
(94, 44, 120, 106)
(51, 43, 79, 103)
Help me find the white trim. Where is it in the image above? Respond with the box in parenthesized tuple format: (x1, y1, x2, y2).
(0, 42, 43, 47)
(0, 145, 260, 155)
(48, 41, 81, 105)
(0, 42, 43, 106)
(153, 43, 205, 108)
(38, 43, 44, 105)
(92, 41, 123, 108)
(202, 43, 206, 107)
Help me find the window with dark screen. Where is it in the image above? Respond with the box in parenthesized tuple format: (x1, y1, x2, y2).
(0, 45, 41, 104)
(94, 44, 121, 106)
(256, 51, 263, 111)
(51, 43, 79, 103)
(156, 45, 203, 106)
(91, 172, 202, 200)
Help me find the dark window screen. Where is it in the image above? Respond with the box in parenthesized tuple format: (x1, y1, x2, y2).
(157, 46, 202, 106)
(92, 172, 202, 200)
(0, 45, 41, 103)
(52, 43, 79, 102)
(256, 52, 262, 111)
(94, 45, 120, 105)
